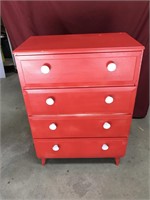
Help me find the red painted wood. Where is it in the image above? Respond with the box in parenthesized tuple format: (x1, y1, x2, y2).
(33, 138, 128, 159)
(115, 158, 120, 166)
(23, 87, 136, 115)
(12, 33, 144, 164)
(41, 158, 46, 166)
(29, 114, 132, 138)
(13, 33, 144, 56)
(17, 52, 142, 88)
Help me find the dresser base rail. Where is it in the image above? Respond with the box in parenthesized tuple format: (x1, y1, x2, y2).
(40, 157, 121, 166)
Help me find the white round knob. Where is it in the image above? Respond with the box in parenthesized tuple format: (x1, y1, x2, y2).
(52, 145, 60, 151)
(107, 62, 117, 72)
(102, 144, 109, 151)
(46, 98, 55, 105)
(103, 122, 111, 129)
(105, 96, 114, 104)
(41, 65, 50, 74)
(49, 123, 57, 130)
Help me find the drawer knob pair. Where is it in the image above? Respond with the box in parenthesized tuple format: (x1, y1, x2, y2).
(49, 122, 111, 131)
(46, 96, 114, 105)
(40, 63, 116, 74)
(41, 65, 50, 74)
(49, 123, 57, 130)
(52, 144, 109, 151)
(49, 122, 110, 131)
(107, 62, 117, 72)
(41, 62, 117, 74)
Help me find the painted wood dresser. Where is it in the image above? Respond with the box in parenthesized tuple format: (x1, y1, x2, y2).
(13, 33, 144, 165)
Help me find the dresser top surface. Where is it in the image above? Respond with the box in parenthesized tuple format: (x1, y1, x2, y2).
(13, 32, 144, 56)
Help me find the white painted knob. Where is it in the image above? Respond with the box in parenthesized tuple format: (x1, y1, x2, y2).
(49, 123, 57, 130)
(52, 145, 60, 151)
(105, 96, 114, 104)
(103, 122, 111, 129)
(102, 144, 109, 151)
(41, 65, 50, 74)
(107, 62, 117, 72)
(46, 98, 55, 105)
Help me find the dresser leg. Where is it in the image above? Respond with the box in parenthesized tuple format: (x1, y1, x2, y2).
(41, 158, 46, 166)
(115, 158, 120, 166)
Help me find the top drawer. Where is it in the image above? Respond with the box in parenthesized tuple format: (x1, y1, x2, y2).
(17, 52, 142, 88)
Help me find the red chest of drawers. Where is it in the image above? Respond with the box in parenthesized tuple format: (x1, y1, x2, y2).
(13, 33, 144, 165)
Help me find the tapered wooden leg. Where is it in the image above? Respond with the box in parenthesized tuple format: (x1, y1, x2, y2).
(41, 158, 46, 166)
(115, 158, 120, 166)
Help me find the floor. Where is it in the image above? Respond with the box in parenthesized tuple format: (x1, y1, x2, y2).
(1, 73, 149, 200)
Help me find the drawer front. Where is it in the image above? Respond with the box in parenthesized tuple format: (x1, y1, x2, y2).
(19, 52, 141, 88)
(29, 115, 132, 138)
(24, 87, 136, 115)
(33, 138, 128, 158)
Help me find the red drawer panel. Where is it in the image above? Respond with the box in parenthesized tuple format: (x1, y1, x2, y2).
(29, 114, 131, 138)
(24, 87, 136, 115)
(33, 138, 128, 159)
(18, 52, 142, 88)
